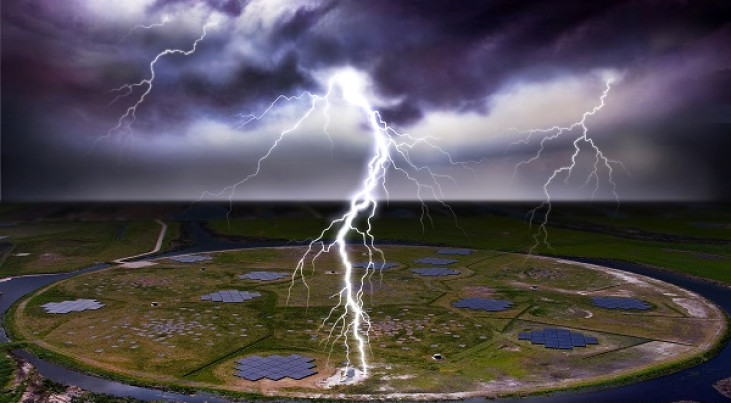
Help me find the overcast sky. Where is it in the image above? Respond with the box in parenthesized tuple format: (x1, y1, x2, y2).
(2, 0, 730, 201)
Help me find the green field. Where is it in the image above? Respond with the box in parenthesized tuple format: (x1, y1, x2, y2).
(207, 205, 731, 284)
(0, 220, 179, 277)
(10, 245, 725, 398)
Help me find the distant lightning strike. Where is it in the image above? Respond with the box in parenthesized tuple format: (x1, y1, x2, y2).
(121, 14, 171, 42)
(106, 16, 622, 381)
(511, 78, 625, 251)
(99, 17, 219, 151)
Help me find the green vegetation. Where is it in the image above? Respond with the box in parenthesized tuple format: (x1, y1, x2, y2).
(2, 204, 727, 399)
(0, 220, 168, 277)
(10, 245, 725, 398)
(0, 348, 23, 403)
(208, 208, 731, 284)
(558, 204, 731, 240)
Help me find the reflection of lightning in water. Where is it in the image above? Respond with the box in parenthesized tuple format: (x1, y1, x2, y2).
(511, 77, 626, 251)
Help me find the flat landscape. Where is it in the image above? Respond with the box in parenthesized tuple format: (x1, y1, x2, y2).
(0, 203, 729, 402)
(9, 244, 725, 399)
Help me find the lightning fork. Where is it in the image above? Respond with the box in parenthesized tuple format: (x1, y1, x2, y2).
(98, 17, 219, 151)
(104, 18, 625, 382)
(120, 14, 171, 42)
(511, 78, 626, 251)
(200, 69, 477, 380)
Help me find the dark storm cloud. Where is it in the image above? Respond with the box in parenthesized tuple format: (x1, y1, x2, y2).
(174, 52, 317, 119)
(2, 0, 730, 200)
(281, 0, 731, 117)
(7, 0, 729, 126)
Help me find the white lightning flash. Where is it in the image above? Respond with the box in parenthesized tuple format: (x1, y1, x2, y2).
(98, 16, 219, 151)
(203, 68, 473, 379)
(105, 15, 624, 381)
(121, 14, 171, 42)
(511, 76, 626, 251)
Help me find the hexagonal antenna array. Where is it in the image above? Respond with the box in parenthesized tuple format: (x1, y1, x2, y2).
(411, 268, 460, 277)
(200, 290, 261, 303)
(238, 271, 290, 281)
(413, 257, 458, 265)
(591, 296, 650, 310)
(234, 354, 317, 381)
(518, 328, 598, 349)
(41, 299, 105, 314)
(453, 298, 514, 312)
(169, 255, 212, 263)
(436, 248, 472, 255)
(352, 261, 398, 269)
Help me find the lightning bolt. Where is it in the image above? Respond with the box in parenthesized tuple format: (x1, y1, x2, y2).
(510, 77, 627, 252)
(104, 15, 626, 382)
(120, 14, 171, 42)
(200, 69, 473, 380)
(97, 16, 219, 151)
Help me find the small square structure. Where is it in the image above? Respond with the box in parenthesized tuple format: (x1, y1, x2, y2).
(234, 354, 317, 381)
(411, 268, 460, 276)
(436, 248, 471, 255)
(41, 299, 105, 314)
(200, 290, 261, 303)
(238, 271, 290, 281)
(453, 298, 513, 312)
(414, 257, 458, 265)
(591, 296, 651, 310)
(169, 255, 213, 263)
(519, 328, 598, 350)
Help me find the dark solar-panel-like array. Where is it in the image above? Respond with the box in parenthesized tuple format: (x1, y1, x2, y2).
(453, 298, 513, 311)
(414, 257, 458, 265)
(352, 261, 398, 270)
(234, 354, 317, 381)
(436, 248, 472, 255)
(238, 271, 290, 281)
(200, 290, 261, 303)
(411, 268, 460, 276)
(591, 296, 651, 310)
(169, 255, 212, 263)
(518, 328, 598, 350)
(41, 299, 105, 314)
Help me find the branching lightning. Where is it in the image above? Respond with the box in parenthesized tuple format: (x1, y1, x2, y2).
(97, 16, 219, 151)
(510, 77, 626, 251)
(121, 14, 171, 42)
(201, 69, 474, 379)
(104, 15, 624, 382)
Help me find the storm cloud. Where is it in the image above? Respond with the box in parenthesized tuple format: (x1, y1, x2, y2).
(2, 0, 730, 201)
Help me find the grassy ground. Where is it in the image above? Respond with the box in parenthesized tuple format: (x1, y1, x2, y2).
(0, 220, 176, 278)
(0, 347, 23, 403)
(552, 204, 731, 240)
(10, 245, 725, 398)
(208, 208, 731, 284)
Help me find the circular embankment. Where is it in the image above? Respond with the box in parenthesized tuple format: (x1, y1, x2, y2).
(9, 246, 727, 400)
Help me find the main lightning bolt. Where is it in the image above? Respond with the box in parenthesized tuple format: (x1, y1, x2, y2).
(202, 69, 472, 380)
(104, 15, 624, 382)
(511, 76, 626, 251)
